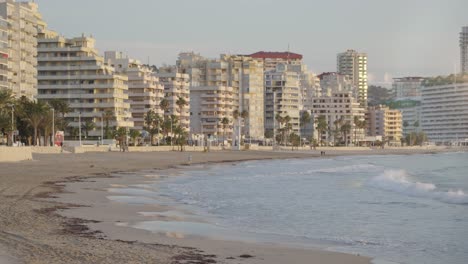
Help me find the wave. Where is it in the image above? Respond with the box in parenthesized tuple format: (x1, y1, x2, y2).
(315, 164, 380, 173)
(367, 170, 468, 205)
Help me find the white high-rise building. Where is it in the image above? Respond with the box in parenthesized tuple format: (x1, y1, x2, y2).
(177, 53, 239, 141)
(105, 51, 164, 130)
(421, 77, 468, 144)
(310, 91, 365, 145)
(0, 17, 8, 92)
(0, 0, 46, 99)
(337, 49, 368, 107)
(461, 26, 468, 73)
(392, 77, 424, 99)
(157, 66, 191, 131)
(223, 55, 265, 140)
(265, 63, 302, 136)
(37, 31, 133, 138)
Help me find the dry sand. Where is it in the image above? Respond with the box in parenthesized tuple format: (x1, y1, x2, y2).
(0, 148, 464, 264)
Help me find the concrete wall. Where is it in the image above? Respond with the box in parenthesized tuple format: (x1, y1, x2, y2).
(0, 147, 33, 162)
(31, 147, 62, 154)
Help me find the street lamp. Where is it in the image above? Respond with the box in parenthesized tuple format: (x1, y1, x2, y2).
(7, 104, 14, 146)
(52, 108, 55, 147)
(100, 112, 104, 146)
(78, 112, 82, 146)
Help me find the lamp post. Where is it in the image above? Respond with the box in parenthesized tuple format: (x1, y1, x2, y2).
(52, 108, 55, 147)
(78, 112, 82, 146)
(100, 112, 104, 146)
(8, 104, 14, 146)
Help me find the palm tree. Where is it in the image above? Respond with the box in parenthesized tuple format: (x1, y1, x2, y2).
(144, 110, 162, 145)
(275, 114, 285, 145)
(174, 125, 188, 152)
(160, 98, 170, 119)
(340, 121, 352, 146)
(354, 116, 361, 145)
(300, 111, 311, 146)
(221, 117, 229, 148)
(82, 121, 95, 138)
(114, 127, 128, 151)
(102, 110, 114, 139)
(129, 129, 141, 146)
(0, 90, 15, 145)
(175, 96, 188, 120)
(47, 99, 70, 131)
(358, 119, 367, 146)
(403, 121, 409, 146)
(316, 115, 328, 146)
(332, 118, 342, 146)
(22, 100, 49, 146)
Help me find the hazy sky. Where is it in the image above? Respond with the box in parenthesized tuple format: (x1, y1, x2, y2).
(36, 0, 467, 87)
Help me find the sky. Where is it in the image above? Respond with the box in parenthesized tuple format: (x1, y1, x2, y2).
(36, 0, 467, 87)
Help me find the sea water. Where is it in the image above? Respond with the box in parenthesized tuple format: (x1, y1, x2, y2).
(109, 152, 468, 264)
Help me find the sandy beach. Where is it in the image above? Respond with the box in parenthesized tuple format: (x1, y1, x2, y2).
(0, 147, 464, 264)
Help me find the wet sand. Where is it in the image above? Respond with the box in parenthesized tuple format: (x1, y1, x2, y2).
(0, 148, 463, 263)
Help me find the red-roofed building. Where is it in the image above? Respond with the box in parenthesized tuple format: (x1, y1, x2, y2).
(247, 51, 303, 72)
(249, 51, 303, 60)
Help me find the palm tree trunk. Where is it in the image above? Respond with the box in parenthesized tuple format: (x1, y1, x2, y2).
(33, 127, 38, 146)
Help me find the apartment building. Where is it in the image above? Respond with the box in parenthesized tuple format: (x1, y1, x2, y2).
(421, 77, 468, 144)
(177, 53, 238, 141)
(0, 0, 46, 99)
(265, 63, 302, 136)
(249, 51, 303, 72)
(392, 77, 424, 99)
(318, 72, 355, 97)
(37, 31, 132, 138)
(366, 105, 402, 144)
(461, 26, 468, 73)
(0, 17, 7, 91)
(222, 54, 265, 140)
(157, 66, 190, 131)
(337, 49, 368, 107)
(310, 91, 365, 145)
(105, 51, 164, 130)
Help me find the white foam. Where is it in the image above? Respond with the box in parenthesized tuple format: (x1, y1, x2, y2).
(368, 170, 468, 205)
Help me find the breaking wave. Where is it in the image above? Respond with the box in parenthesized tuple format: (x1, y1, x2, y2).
(368, 170, 468, 205)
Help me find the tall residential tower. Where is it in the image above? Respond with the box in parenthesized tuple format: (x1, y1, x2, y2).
(461, 26, 468, 73)
(337, 49, 368, 107)
(0, 0, 45, 99)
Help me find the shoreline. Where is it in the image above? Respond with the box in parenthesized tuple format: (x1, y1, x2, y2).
(0, 148, 465, 263)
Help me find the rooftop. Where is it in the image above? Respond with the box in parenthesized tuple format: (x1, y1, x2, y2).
(248, 51, 303, 60)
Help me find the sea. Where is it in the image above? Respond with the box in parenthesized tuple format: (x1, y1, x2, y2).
(107, 152, 468, 264)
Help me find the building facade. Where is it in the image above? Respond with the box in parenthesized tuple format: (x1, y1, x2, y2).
(0, 0, 46, 99)
(105, 51, 164, 130)
(265, 63, 302, 136)
(310, 91, 365, 145)
(461, 26, 468, 73)
(392, 77, 424, 99)
(223, 55, 265, 140)
(337, 49, 368, 107)
(366, 105, 402, 145)
(421, 79, 468, 144)
(157, 66, 191, 131)
(248, 51, 302, 72)
(177, 53, 238, 142)
(0, 17, 8, 92)
(37, 31, 133, 138)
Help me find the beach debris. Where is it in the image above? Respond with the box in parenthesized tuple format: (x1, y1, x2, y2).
(238, 254, 254, 258)
(171, 251, 217, 264)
